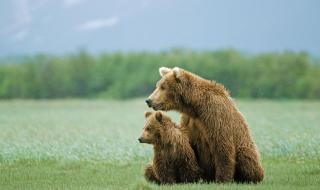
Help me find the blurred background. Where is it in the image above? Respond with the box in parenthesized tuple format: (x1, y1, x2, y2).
(0, 0, 319, 99)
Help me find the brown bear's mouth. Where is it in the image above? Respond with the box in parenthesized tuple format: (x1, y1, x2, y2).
(151, 103, 165, 111)
(138, 138, 152, 144)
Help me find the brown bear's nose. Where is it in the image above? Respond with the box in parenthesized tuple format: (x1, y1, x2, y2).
(145, 99, 152, 107)
(138, 137, 142, 143)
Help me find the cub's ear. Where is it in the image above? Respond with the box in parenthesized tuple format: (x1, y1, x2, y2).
(144, 111, 152, 118)
(172, 67, 183, 83)
(159, 67, 171, 77)
(155, 111, 163, 123)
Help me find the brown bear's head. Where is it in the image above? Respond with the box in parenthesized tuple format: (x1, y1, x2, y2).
(146, 67, 191, 112)
(138, 111, 173, 144)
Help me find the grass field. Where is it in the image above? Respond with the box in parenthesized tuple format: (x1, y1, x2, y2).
(0, 99, 319, 189)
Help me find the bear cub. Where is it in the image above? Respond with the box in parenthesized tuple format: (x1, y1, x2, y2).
(138, 111, 200, 184)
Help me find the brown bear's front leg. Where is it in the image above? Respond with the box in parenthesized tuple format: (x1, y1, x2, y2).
(178, 162, 200, 183)
(214, 144, 236, 183)
(153, 159, 176, 184)
(144, 164, 160, 184)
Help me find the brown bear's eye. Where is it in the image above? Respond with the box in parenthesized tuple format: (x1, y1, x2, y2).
(160, 85, 165, 90)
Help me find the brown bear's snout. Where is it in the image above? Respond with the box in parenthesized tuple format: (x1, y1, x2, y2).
(145, 99, 152, 107)
(138, 137, 143, 143)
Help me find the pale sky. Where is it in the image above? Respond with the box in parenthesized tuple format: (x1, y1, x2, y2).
(0, 0, 319, 56)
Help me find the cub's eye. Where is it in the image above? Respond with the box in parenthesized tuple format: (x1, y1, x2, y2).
(145, 127, 150, 131)
(160, 85, 165, 90)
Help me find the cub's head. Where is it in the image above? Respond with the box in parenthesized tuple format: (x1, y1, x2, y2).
(138, 111, 172, 144)
(146, 67, 189, 111)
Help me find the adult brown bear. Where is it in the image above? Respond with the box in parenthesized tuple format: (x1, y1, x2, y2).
(146, 67, 264, 183)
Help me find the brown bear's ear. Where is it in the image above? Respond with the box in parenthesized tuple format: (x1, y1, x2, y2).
(155, 111, 163, 123)
(172, 67, 183, 83)
(144, 111, 152, 118)
(159, 67, 171, 77)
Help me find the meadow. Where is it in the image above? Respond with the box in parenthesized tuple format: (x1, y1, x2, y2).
(0, 99, 319, 189)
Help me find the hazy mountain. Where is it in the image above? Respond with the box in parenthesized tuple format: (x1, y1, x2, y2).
(0, 0, 319, 56)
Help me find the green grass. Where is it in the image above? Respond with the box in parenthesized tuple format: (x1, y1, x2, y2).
(0, 99, 319, 189)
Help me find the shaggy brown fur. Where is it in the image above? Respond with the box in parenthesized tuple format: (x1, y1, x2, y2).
(146, 67, 264, 183)
(138, 111, 200, 184)
(179, 114, 215, 182)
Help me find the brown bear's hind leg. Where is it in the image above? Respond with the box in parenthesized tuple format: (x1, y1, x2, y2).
(234, 147, 264, 183)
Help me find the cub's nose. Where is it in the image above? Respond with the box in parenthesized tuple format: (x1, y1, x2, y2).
(145, 99, 152, 107)
(138, 138, 142, 143)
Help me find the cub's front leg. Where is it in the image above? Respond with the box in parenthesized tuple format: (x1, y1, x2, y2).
(153, 158, 176, 184)
(144, 163, 159, 184)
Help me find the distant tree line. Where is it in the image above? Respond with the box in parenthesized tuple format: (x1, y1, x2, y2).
(0, 49, 319, 99)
